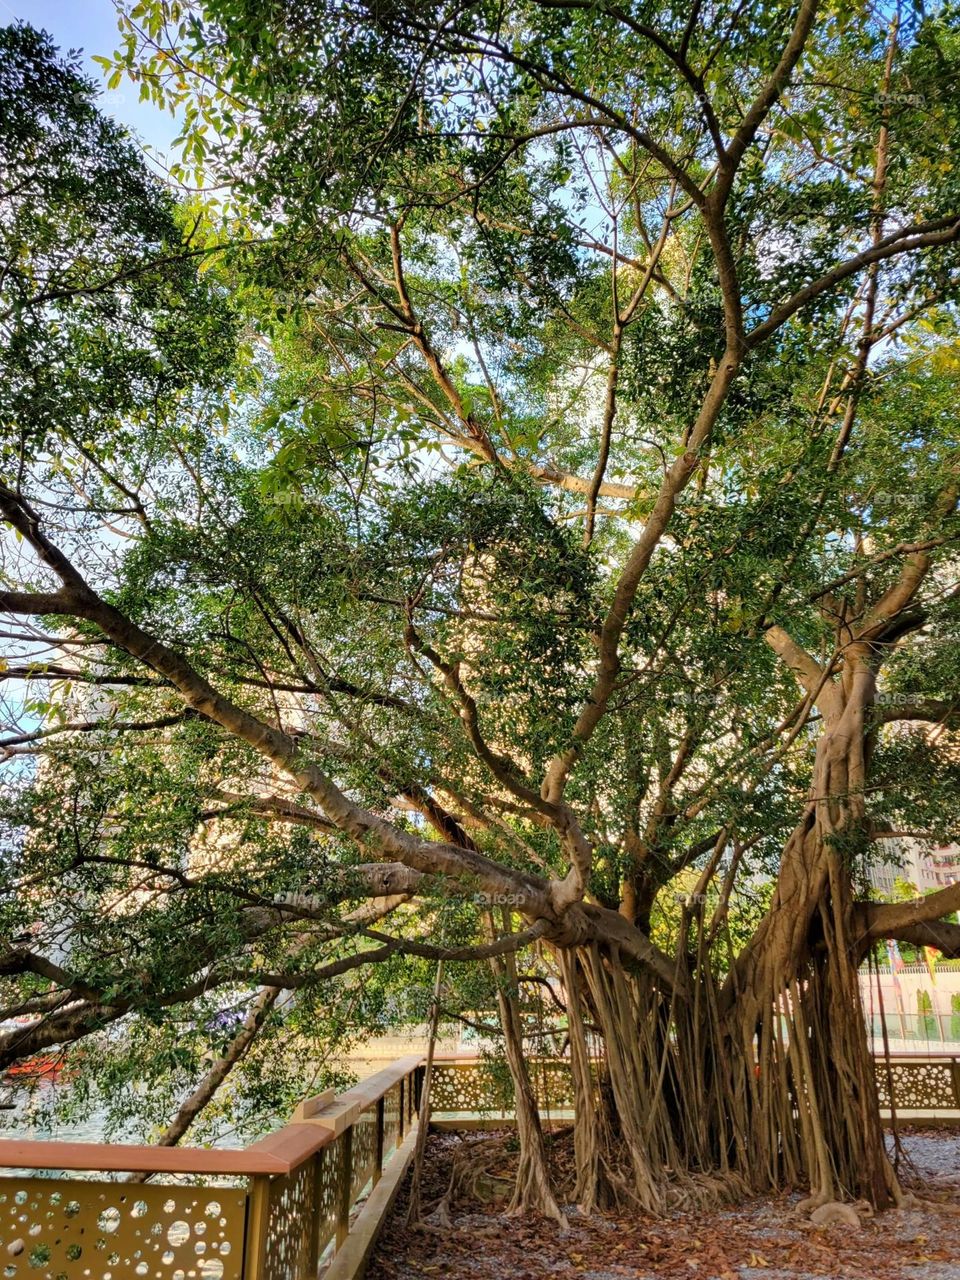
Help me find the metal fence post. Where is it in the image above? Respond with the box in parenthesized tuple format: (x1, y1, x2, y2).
(308, 1151, 323, 1275)
(374, 1096, 385, 1185)
(336, 1125, 353, 1250)
(242, 1175, 271, 1280)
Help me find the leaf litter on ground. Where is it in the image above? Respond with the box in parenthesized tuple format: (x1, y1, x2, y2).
(364, 1127, 960, 1280)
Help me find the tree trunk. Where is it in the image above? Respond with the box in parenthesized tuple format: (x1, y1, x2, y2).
(723, 666, 899, 1207)
(556, 658, 900, 1212)
(558, 948, 604, 1211)
(489, 913, 567, 1223)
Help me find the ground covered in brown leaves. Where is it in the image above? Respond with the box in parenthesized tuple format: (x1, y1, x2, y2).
(366, 1127, 960, 1280)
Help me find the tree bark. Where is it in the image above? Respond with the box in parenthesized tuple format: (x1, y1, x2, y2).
(722, 654, 899, 1206)
(490, 913, 566, 1223)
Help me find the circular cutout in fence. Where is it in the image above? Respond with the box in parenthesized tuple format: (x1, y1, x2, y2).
(28, 1243, 51, 1269)
(130, 1201, 148, 1219)
(97, 1208, 121, 1235)
(6, 1239, 23, 1257)
(203, 1261, 224, 1279)
(166, 1222, 190, 1248)
(203, 1202, 220, 1219)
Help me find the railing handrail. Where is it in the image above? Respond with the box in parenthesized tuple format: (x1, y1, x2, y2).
(247, 1053, 424, 1174)
(871, 1052, 960, 1061)
(0, 1052, 425, 1175)
(0, 1138, 291, 1175)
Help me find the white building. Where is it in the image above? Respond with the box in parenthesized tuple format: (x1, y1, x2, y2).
(869, 837, 960, 899)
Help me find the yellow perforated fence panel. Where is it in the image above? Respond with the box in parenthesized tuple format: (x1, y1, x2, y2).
(0, 1179, 245, 1280)
(873, 1057, 960, 1110)
(262, 1162, 313, 1280)
(430, 1060, 579, 1114)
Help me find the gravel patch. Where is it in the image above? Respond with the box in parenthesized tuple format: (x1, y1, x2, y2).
(894, 1130, 960, 1188)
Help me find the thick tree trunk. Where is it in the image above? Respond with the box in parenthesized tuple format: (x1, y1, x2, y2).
(723, 666, 899, 1206)
(554, 659, 899, 1213)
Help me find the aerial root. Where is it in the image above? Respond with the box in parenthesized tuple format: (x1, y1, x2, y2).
(424, 1134, 518, 1226)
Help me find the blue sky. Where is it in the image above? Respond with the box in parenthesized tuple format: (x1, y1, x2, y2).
(9, 0, 178, 152)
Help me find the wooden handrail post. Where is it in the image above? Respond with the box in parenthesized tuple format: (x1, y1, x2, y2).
(398, 1077, 405, 1141)
(336, 1125, 353, 1250)
(374, 1096, 385, 1185)
(242, 1174, 271, 1280)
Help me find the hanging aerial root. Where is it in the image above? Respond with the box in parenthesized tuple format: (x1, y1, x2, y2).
(557, 936, 759, 1217)
(490, 910, 567, 1225)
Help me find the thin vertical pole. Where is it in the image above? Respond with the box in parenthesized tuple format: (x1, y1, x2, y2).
(374, 1096, 385, 1184)
(308, 1151, 323, 1274)
(242, 1175, 271, 1280)
(336, 1126, 353, 1250)
(406, 960, 444, 1225)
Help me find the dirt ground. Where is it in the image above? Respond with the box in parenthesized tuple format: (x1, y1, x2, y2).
(366, 1127, 960, 1280)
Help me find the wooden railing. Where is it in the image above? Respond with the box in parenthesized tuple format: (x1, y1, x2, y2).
(1, 1051, 958, 1279)
(0, 1054, 424, 1280)
(428, 1054, 960, 1122)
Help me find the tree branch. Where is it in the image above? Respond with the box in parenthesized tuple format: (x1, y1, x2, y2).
(746, 215, 960, 348)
